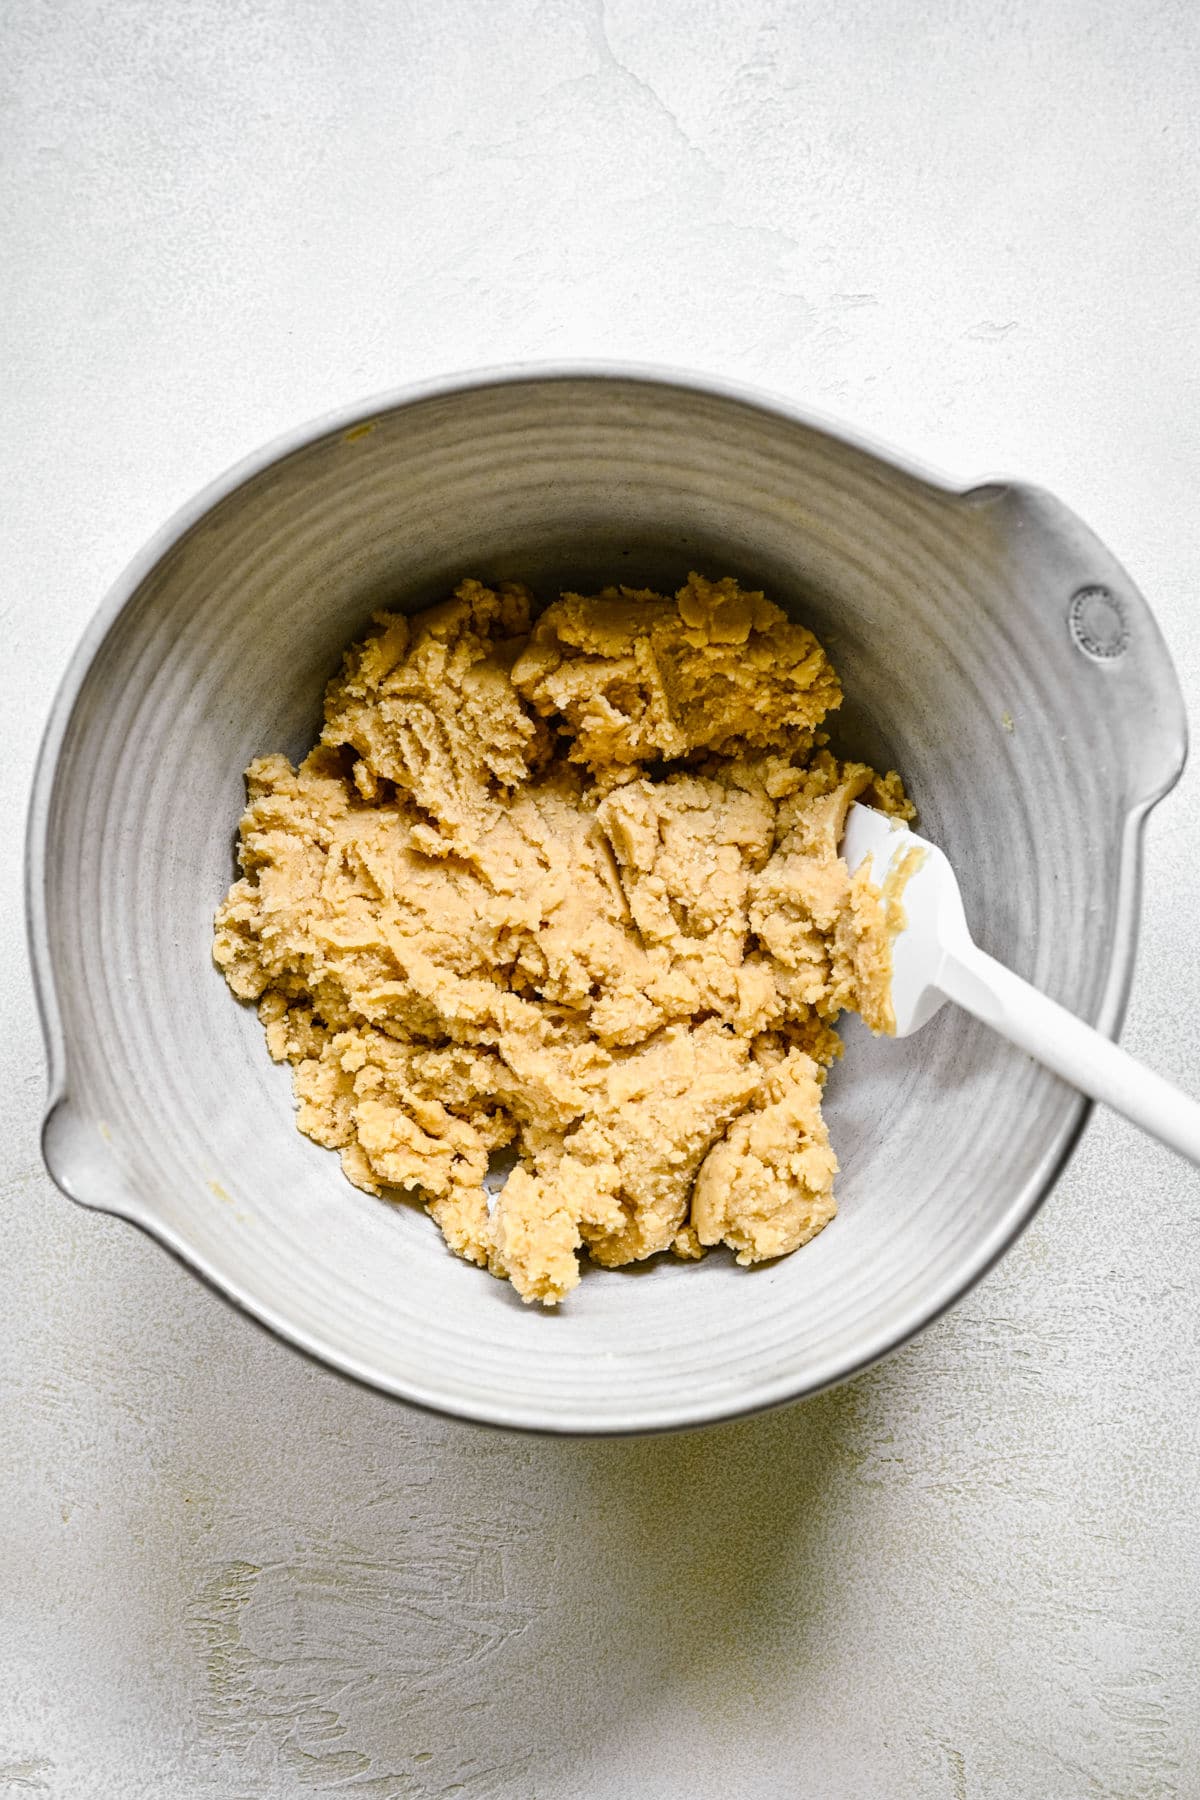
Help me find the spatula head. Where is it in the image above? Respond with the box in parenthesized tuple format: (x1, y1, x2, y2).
(841, 803, 970, 1038)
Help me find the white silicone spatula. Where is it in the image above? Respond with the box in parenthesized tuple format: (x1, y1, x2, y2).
(842, 803, 1200, 1166)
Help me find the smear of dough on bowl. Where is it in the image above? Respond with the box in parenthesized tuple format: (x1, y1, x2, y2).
(214, 574, 912, 1305)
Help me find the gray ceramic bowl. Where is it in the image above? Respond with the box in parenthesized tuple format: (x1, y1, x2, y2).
(28, 367, 1187, 1434)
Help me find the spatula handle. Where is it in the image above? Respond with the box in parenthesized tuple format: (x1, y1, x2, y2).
(938, 942, 1200, 1168)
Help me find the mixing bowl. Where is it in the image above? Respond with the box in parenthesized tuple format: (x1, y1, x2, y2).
(27, 367, 1187, 1434)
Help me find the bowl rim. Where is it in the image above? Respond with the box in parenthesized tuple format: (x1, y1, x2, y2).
(25, 359, 1190, 1435)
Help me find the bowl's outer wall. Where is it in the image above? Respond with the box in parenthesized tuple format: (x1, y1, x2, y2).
(30, 373, 1188, 1432)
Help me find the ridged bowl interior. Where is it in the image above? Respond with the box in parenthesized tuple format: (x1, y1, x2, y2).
(31, 372, 1187, 1432)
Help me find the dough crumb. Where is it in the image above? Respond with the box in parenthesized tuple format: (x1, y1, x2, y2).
(214, 575, 911, 1305)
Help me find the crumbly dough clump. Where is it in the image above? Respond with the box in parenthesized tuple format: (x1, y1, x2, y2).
(214, 574, 912, 1304)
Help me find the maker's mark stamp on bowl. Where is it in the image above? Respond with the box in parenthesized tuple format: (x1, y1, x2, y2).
(1069, 584, 1129, 660)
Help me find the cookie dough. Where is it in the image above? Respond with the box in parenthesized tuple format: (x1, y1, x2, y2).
(214, 574, 912, 1304)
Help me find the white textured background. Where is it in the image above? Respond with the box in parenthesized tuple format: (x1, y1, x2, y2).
(4, 2, 1200, 1795)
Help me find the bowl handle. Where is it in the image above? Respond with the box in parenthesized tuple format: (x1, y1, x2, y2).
(958, 480, 1188, 811)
